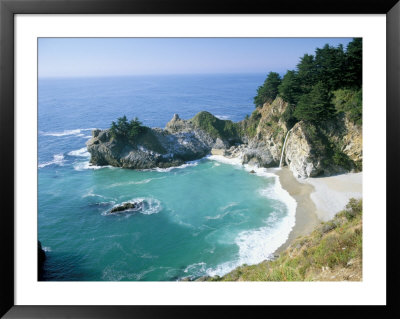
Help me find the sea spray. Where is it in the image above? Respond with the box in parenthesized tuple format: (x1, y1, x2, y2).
(205, 156, 297, 277)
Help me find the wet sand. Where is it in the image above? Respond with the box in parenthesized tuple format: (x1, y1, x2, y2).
(274, 167, 319, 253)
(274, 167, 362, 253)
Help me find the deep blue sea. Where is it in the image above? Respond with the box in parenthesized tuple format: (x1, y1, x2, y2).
(38, 74, 296, 281)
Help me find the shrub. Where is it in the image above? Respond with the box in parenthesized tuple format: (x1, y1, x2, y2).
(110, 115, 145, 140)
(191, 111, 239, 141)
(332, 88, 362, 125)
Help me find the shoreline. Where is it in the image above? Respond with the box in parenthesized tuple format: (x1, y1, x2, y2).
(274, 167, 319, 253)
(274, 167, 362, 254)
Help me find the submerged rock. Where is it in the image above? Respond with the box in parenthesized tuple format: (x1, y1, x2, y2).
(110, 201, 142, 214)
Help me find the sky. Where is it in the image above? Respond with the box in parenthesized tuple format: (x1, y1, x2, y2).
(38, 38, 353, 78)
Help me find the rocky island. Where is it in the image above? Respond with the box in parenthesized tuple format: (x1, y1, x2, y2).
(87, 97, 362, 178)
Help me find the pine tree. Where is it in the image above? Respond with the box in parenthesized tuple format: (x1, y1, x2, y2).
(254, 72, 281, 107)
(278, 70, 301, 105)
(294, 82, 335, 122)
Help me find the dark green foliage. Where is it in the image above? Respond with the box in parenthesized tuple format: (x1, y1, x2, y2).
(345, 38, 362, 89)
(128, 117, 144, 139)
(302, 122, 354, 171)
(254, 38, 362, 131)
(333, 88, 362, 125)
(240, 110, 261, 138)
(332, 148, 353, 170)
(278, 70, 301, 104)
(110, 115, 145, 140)
(314, 44, 346, 92)
(254, 72, 281, 107)
(296, 54, 318, 93)
(301, 122, 328, 158)
(281, 103, 297, 129)
(294, 82, 336, 123)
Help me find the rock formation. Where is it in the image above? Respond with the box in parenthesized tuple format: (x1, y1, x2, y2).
(87, 97, 362, 178)
(110, 201, 142, 214)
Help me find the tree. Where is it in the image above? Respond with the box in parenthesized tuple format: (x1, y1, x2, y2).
(296, 54, 317, 93)
(294, 82, 336, 122)
(128, 117, 144, 139)
(117, 115, 130, 136)
(345, 38, 362, 89)
(254, 72, 282, 107)
(314, 44, 346, 91)
(278, 70, 301, 105)
(109, 115, 144, 140)
(332, 88, 362, 125)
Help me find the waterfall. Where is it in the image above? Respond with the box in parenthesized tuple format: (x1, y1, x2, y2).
(279, 129, 291, 168)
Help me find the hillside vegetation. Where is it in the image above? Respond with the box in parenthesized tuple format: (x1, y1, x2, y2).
(254, 38, 362, 128)
(190, 111, 240, 142)
(205, 198, 362, 281)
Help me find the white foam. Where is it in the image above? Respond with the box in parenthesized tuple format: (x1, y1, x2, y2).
(205, 154, 297, 278)
(107, 177, 166, 188)
(43, 246, 51, 252)
(41, 128, 96, 137)
(38, 154, 65, 168)
(73, 160, 112, 171)
(207, 154, 243, 167)
(82, 191, 106, 199)
(68, 147, 90, 157)
(183, 262, 207, 276)
(205, 202, 239, 220)
(144, 159, 200, 172)
(104, 198, 162, 216)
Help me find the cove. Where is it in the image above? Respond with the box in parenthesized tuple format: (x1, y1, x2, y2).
(38, 154, 295, 281)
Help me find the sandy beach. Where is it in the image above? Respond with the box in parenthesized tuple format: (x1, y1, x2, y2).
(275, 167, 362, 253)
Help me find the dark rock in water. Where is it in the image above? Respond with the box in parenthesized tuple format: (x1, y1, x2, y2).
(249, 170, 256, 174)
(38, 240, 46, 280)
(38, 240, 46, 264)
(110, 201, 141, 214)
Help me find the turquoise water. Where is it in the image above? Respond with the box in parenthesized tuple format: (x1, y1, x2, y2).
(38, 74, 296, 281)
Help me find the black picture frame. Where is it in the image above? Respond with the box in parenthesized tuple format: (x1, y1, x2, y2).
(1, 0, 399, 317)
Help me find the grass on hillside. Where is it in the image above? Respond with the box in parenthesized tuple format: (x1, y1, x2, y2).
(207, 198, 362, 281)
(190, 111, 240, 141)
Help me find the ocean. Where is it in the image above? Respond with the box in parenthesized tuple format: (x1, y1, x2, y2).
(38, 74, 296, 281)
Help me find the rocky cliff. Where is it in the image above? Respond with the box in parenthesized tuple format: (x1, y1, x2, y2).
(87, 97, 362, 177)
(87, 113, 238, 169)
(234, 97, 362, 178)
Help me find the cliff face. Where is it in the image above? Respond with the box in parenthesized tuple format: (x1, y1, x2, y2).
(87, 98, 362, 177)
(239, 98, 288, 167)
(282, 115, 362, 178)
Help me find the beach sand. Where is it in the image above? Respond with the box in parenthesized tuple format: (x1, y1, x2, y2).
(274, 167, 362, 253)
(304, 172, 362, 222)
(274, 167, 319, 253)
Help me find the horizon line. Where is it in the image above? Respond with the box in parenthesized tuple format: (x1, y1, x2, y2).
(38, 71, 285, 80)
